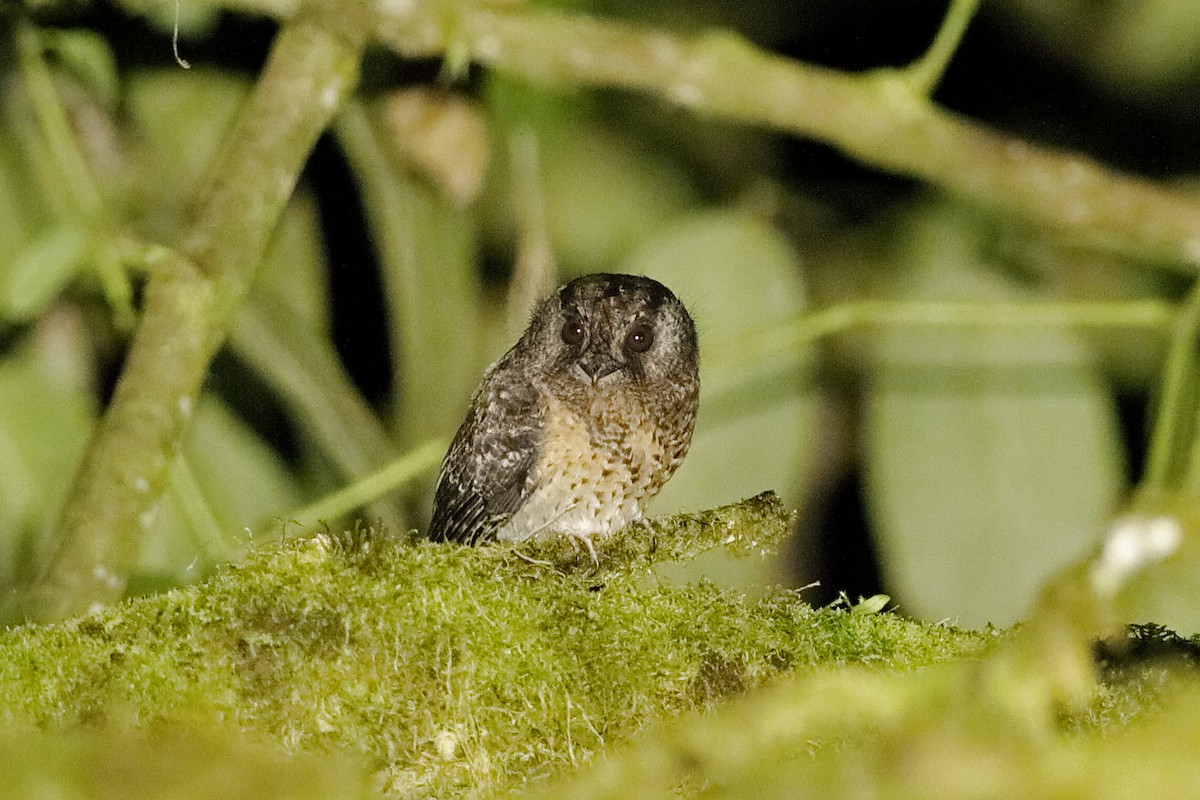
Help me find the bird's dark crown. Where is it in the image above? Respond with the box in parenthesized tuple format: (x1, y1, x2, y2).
(558, 273, 670, 310)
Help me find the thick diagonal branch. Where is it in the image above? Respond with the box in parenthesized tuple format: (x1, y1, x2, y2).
(367, 4, 1200, 270)
(29, 15, 366, 621)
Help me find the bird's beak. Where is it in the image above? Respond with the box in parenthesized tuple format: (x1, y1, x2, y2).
(577, 352, 622, 383)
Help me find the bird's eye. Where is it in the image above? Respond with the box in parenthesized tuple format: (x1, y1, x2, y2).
(561, 320, 586, 346)
(624, 322, 655, 353)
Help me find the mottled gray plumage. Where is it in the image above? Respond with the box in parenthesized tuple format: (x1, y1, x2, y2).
(428, 273, 700, 546)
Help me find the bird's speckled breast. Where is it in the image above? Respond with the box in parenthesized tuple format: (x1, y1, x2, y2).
(492, 387, 682, 543)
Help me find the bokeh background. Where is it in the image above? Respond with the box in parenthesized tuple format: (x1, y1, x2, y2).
(5, 0, 1197, 627)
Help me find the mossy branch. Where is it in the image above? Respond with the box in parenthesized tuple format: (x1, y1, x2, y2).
(522, 513, 1196, 798)
(0, 495, 990, 797)
(28, 14, 367, 621)
(6, 494, 1194, 798)
(515, 490, 794, 574)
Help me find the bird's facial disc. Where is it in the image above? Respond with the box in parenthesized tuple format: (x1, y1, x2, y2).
(559, 302, 656, 386)
(540, 273, 697, 390)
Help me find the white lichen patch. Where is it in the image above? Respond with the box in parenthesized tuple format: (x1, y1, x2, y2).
(474, 34, 502, 61)
(307, 532, 334, 556)
(320, 84, 340, 113)
(1091, 515, 1183, 596)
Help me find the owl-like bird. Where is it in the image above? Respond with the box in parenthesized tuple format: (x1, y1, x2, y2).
(428, 273, 700, 548)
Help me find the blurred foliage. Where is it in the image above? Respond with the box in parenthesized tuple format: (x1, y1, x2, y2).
(997, 0, 1200, 97)
(3, 0, 1200, 628)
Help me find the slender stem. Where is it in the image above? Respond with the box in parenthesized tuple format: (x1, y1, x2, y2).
(167, 455, 238, 565)
(334, 102, 483, 445)
(230, 299, 406, 530)
(17, 25, 142, 326)
(905, 0, 983, 97)
(15, 22, 105, 220)
(29, 15, 366, 621)
(505, 128, 557, 337)
(290, 438, 445, 526)
(706, 299, 1174, 376)
(1150, 285, 1200, 493)
(1183, 407, 1200, 496)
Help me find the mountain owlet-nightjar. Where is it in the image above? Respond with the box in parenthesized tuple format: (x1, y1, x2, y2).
(428, 273, 700, 548)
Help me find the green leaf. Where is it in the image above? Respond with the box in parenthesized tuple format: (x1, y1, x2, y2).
(253, 191, 330, 335)
(540, 124, 696, 271)
(483, 78, 697, 272)
(864, 206, 1125, 627)
(185, 398, 302, 530)
(0, 117, 52, 252)
(852, 594, 891, 616)
(41, 29, 121, 110)
(123, 70, 251, 240)
(0, 332, 96, 593)
(0, 224, 89, 322)
(335, 102, 484, 450)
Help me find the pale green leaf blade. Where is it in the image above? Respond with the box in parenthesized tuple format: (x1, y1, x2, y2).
(0, 224, 88, 322)
(864, 211, 1124, 627)
(0, 331, 96, 594)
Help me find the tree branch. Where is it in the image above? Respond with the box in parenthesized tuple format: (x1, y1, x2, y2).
(29, 12, 367, 621)
(365, 3, 1200, 269)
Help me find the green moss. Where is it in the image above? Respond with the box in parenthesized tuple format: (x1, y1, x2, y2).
(0, 493, 990, 796)
(1066, 623, 1200, 732)
(0, 724, 373, 800)
(531, 668, 1200, 800)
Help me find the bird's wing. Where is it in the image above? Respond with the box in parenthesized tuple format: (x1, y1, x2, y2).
(428, 374, 545, 544)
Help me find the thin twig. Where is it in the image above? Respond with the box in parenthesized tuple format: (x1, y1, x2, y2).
(291, 438, 445, 526)
(1145, 284, 1200, 493)
(706, 298, 1174, 376)
(905, 0, 983, 96)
